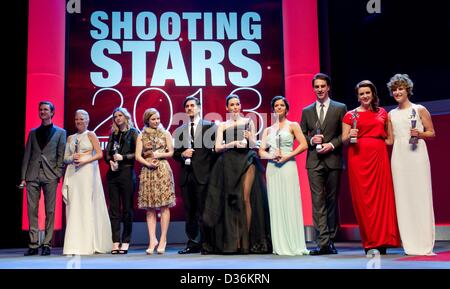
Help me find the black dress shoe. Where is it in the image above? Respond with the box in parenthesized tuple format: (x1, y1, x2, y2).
(329, 242, 338, 254)
(41, 246, 51, 256)
(24, 248, 39, 256)
(309, 246, 332, 255)
(178, 246, 201, 254)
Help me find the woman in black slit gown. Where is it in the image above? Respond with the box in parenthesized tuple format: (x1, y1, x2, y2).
(202, 94, 272, 254)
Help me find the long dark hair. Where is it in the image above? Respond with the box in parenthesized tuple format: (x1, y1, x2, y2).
(355, 80, 379, 112)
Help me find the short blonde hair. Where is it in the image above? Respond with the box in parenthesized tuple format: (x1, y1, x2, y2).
(387, 74, 414, 97)
(75, 109, 89, 122)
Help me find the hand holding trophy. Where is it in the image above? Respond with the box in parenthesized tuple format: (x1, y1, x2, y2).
(73, 137, 81, 170)
(273, 130, 282, 162)
(145, 139, 160, 169)
(110, 141, 120, 171)
(409, 108, 419, 148)
(184, 140, 193, 166)
(350, 110, 359, 144)
(313, 121, 324, 151)
(241, 121, 249, 147)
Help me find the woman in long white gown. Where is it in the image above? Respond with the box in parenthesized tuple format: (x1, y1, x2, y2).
(62, 109, 112, 255)
(387, 74, 436, 256)
(259, 96, 309, 256)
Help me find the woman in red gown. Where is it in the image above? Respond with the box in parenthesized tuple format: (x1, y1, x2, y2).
(342, 80, 401, 256)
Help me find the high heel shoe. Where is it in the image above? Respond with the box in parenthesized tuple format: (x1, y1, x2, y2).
(146, 241, 158, 255)
(157, 242, 166, 255)
(111, 242, 120, 254)
(118, 243, 129, 254)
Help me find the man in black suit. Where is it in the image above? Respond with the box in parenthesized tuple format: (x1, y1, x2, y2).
(300, 73, 347, 255)
(173, 96, 217, 254)
(20, 101, 66, 256)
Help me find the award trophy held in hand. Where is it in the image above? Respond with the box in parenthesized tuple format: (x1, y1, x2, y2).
(273, 130, 282, 161)
(409, 108, 418, 148)
(350, 110, 359, 144)
(111, 141, 120, 171)
(185, 139, 192, 166)
(276, 131, 281, 150)
(409, 108, 419, 150)
(73, 137, 80, 171)
(146, 139, 160, 168)
(241, 121, 249, 147)
(314, 121, 323, 151)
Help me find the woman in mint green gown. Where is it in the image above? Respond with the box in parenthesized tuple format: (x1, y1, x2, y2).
(259, 96, 309, 256)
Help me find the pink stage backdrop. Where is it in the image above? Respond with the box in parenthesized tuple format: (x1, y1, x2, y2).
(282, 0, 320, 226)
(22, 0, 66, 230)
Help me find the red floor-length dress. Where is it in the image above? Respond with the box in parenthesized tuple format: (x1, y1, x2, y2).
(343, 108, 401, 249)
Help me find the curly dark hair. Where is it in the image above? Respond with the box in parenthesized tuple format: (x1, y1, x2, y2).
(387, 73, 414, 97)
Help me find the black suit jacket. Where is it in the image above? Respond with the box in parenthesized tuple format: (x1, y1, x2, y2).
(300, 99, 347, 169)
(173, 120, 217, 186)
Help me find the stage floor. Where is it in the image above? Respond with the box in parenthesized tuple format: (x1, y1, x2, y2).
(0, 241, 449, 269)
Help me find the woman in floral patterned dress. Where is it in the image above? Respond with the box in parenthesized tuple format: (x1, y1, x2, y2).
(136, 108, 175, 255)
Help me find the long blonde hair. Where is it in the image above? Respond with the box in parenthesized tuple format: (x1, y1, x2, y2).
(111, 107, 134, 134)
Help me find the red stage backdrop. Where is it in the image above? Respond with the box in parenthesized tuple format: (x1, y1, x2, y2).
(65, 0, 285, 221)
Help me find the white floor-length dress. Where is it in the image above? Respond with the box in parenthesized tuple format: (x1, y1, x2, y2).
(390, 104, 435, 256)
(62, 131, 112, 255)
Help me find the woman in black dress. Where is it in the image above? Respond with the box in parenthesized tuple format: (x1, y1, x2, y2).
(203, 95, 271, 254)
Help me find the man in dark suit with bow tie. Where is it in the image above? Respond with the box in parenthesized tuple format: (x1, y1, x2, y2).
(20, 101, 66, 256)
(300, 73, 347, 255)
(173, 96, 217, 254)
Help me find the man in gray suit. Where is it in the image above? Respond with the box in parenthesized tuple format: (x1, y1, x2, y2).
(300, 73, 347, 255)
(20, 101, 66, 256)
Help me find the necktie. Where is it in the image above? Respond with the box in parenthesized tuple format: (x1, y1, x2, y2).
(319, 104, 325, 124)
(190, 122, 195, 147)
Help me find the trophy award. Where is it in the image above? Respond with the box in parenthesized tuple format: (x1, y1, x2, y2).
(74, 137, 80, 171)
(241, 121, 249, 146)
(409, 108, 418, 146)
(111, 141, 120, 171)
(315, 121, 322, 151)
(113, 141, 120, 155)
(274, 129, 282, 161)
(276, 131, 281, 150)
(74, 137, 79, 154)
(350, 110, 359, 144)
(185, 136, 192, 166)
(149, 138, 161, 167)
